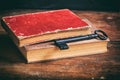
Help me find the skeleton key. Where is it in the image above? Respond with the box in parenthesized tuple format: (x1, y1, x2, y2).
(53, 30, 108, 50)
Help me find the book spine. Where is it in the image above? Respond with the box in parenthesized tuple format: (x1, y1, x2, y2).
(1, 19, 19, 46)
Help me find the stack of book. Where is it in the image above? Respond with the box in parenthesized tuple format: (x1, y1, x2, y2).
(1, 9, 109, 63)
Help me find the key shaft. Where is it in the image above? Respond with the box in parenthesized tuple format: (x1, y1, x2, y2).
(54, 30, 108, 50)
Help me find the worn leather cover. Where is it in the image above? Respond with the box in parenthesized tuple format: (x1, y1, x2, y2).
(2, 9, 89, 39)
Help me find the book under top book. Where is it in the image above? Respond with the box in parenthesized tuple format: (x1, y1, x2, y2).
(20, 38, 109, 63)
(1, 9, 91, 47)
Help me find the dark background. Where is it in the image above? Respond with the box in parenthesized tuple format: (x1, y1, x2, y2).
(0, 0, 119, 12)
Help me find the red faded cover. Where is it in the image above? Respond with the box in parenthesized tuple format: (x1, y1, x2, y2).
(2, 9, 88, 39)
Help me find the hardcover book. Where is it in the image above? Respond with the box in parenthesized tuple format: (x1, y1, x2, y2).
(1, 9, 91, 47)
(20, 39, 109, 63)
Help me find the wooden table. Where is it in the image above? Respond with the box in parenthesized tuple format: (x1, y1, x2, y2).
(0, 10, 120, 80)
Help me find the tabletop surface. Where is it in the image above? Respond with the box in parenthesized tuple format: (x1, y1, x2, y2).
(0, 10, 120, 80)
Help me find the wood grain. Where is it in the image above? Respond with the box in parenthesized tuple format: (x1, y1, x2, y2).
(0, 10, 120, 80)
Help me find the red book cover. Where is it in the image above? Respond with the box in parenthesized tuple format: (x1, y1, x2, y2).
(2, 9, 88, 39)
(2, 9, 90, 46)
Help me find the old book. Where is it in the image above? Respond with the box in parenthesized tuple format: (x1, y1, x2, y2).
(19, 39, 109, 63)
(1, 9, 91, 47)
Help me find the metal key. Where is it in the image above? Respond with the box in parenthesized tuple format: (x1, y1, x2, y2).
(53, 30, 108, 50)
